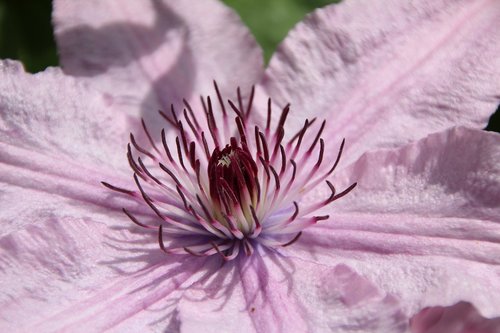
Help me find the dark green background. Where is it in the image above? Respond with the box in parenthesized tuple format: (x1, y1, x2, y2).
(0, 0, 498, 131)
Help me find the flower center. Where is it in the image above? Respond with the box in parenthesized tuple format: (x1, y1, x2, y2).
(209, 143, 258, 221)
(102, 82, 356, 261)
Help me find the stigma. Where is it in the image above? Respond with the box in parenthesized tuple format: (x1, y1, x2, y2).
(102, 82, 356, 261)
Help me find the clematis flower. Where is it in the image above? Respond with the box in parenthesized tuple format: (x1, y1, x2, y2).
(1, 0, 499, 332)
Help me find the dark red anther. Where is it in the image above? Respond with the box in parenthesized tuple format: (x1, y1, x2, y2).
(275, 104, 290, 134)
(130, 133, 156, 161)
(208, 142, 258, 213)
(161, 129, 174, 162)
(137, 157, 162, 185)
(237, 87, 243, 116)
(213, 81, 227, 117)
(158, 109, 178, 128)
(266, 98, 272, 132)
(236, 117, 248, 145)
(326, 182, 358, 203)
(189, 142, 196, 169)
(183, 99, 201, 130)
(123, 208, 155, 229)
(279, 145, 287, 176)
(127, 144, 146, 180)
(101, 181, 136, 196)
(201, 131, 211, 159)
(206, 96, 220, 147)
(227, 99, 244, 119)
(183, 108, 200, 140)
(170, 104, 179, 125)
(258, 131, 270, 161)
(141, 118, 160, 154)
(307, 120, 326, 154)
(175, 137, 187, 171)
(245, 85, 255, 119)
(281, 232, 303, 247)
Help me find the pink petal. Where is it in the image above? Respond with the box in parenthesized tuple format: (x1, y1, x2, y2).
(0, 59, 130, 172)
(334, 127, 500, 218)
(0, 60, 140, 214)
(260, 0, 500, 165)
(410, 302, 500, 333)
(176, 255, 408, 333)
(286, 127, 500, 318)
(0, 208, 208, 331)
(53, 0, 263, 129)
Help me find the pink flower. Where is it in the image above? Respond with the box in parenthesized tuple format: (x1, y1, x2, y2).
(1, 0, 499, 332)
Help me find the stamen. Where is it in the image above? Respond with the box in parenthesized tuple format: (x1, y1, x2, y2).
(178, 121, 189, 156)
(275, 104, 290, 134)
(245, 85, 255, 119)
(161, 129, 174, 162)
(258, 131, 270, 162)
(266, 98, 272, 133)
(130, 133, 156, 161)
(123, 208, 155, 229)
(127, 144, 146, 179)
(101, 181, 136, 196)
(183, 108, 200, 140)
(326, 182, 358, 203)
(141, 119, 160, 154)
(327, 138, 345, 175)
(189, 142, 197, 169)
(183, 246, 203, 256)
(201, 132, 211, 160)
(176, 185, 189, 210)
(227, 99, 244, 119)
(175, 137, 187, 171)
(237, 87, 243, 117)
(205, 96, 220, 147)
(271, 127, 284, 162)
(288, 118, 316, 146)
(210, 241, 227, 260)
(290, 201, 299, 222)
(243, 239, 254, 256)
(307, 120, 326, 154)
(183, 99, 202, 130)
(158, 109, 178, 128)
(170, 104, 180, 125)
(104, 83, 356, 260)
(133, 174, 164, 220)
(236, 117, 248, 145)
(213, 80, 227, 117)
(159, 163, 182, 188)
(315, 139, 325, 168)
(249, 205, 262, 238)
(281, 232, 302, 247)
(137, 157, 162, 185)
(158, 225, 169, 254)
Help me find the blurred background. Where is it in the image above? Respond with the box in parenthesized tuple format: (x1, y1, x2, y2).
(0, 0, 498, 131)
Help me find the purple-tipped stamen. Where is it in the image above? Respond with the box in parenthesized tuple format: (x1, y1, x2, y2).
(103, 82, 356, 260)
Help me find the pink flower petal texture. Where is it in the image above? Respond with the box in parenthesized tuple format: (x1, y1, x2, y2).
(286, 127, 500, 318)
(1, 0, 499, 331)
(410, 301, 500, 333)
(177, 257, 408, 333)
(52, 0, 263, 126)
(261, 0, 500, 165)
(0, 60, 130, 211)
